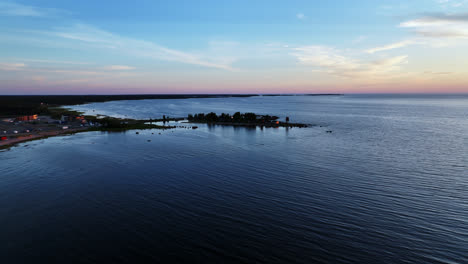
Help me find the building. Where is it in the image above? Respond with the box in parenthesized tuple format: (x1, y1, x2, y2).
(15, 115, 38, 122)
(61, 115, 86, 123)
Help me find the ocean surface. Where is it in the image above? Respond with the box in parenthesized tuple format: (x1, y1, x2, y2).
(1, 94, 467, 263)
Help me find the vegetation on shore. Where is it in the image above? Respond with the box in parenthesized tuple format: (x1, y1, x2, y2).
(0, 117, 175, 150)
(0, 104, 177, 150)
(0, 96, 318, 150)
(90, 117, 175, 131)
(0, 95, 255, 116)
(0, 94, 342, 116)
(187, 112, 308, 127)
(189, 112, 279, 123)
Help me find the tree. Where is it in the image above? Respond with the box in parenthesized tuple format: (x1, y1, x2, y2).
(233, 112, 241, 122)
(244, 113, 256, 122)
(205, 112, 218, 122)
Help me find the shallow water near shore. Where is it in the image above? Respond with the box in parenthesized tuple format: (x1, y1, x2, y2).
(1, 94, 467, 263)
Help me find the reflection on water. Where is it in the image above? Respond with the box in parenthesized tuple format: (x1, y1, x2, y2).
(1, 95, 467, 263)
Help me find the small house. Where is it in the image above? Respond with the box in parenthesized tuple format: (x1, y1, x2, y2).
(15, 115, 38, 122)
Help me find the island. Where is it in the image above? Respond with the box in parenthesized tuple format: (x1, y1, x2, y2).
(187, 112, 308, 128)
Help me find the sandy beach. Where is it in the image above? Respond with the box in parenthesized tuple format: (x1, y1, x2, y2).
(0, 128, 88, 149)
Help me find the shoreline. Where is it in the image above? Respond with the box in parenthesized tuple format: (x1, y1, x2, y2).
(0, 115, 178, 150)
(0, 123, 178, 150)
(1, 102, 311, 151)
(0, 116, 309, 150)
(0, 128, 90, 150)
(186, 121, 308, 128)
(0, 94, 343, 117)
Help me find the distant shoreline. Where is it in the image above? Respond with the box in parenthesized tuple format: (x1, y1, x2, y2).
(0, 94, 342, 116)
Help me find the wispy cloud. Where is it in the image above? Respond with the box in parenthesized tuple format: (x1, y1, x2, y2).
(292, 46, 408, 79)
(293, 46, 360, 72)
(49, 69, 101, 75)
(103, 65, 135, 71)
(9, 58, 91, 65)
(367, 12, 468, 55)
(423, 70, 453, 75)
(366, 40, 417, 53)
(435, 0, 468, 8)
(50, 24, 236, 70)
(0, 1, 68, 17)
(400, 12, 468, 38)
(401, 13, 468, 27)
(0, 62, 26, 70)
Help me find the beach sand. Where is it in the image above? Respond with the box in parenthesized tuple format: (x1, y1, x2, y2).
(0, 128, 88, 149)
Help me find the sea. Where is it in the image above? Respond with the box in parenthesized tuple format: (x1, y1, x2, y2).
(1, 94, 467, 263)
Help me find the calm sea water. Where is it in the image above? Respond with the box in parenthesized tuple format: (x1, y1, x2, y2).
(1, 94, 467, 263)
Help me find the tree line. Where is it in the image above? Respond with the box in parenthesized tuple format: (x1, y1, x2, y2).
(187, 112, 279, 123)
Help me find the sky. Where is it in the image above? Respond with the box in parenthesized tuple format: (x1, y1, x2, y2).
(1, 0, 468, 94)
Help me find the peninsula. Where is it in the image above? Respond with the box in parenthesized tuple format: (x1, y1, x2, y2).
(0, 95, 321, 149)
(0, 107, 179, 150)
(187, 112, 308, 128)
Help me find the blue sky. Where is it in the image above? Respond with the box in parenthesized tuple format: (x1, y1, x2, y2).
(1, 0, 468, 94)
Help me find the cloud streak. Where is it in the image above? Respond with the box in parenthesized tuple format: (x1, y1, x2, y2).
(400, 12, 468, 38)
(10, 58, 91, 65)
(104, 65, 135, 70)
(0, 1, 68, 17)
(0, 62, 26, 70)
(51, 24, 236, 70)
(292, 46, 408, 79)
(366, 40, 416, 54)
(367, 12, 468, 55)
(435, 0, 468, 8)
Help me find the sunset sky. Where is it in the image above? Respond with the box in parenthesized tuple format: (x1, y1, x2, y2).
(1, 0, 468, 94)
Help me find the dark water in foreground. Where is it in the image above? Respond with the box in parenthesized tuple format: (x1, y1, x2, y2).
(1, 95, 467, 263)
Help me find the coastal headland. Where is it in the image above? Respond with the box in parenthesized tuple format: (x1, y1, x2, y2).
(0, 94, 333, 149)
(0, 113, 177, 150)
